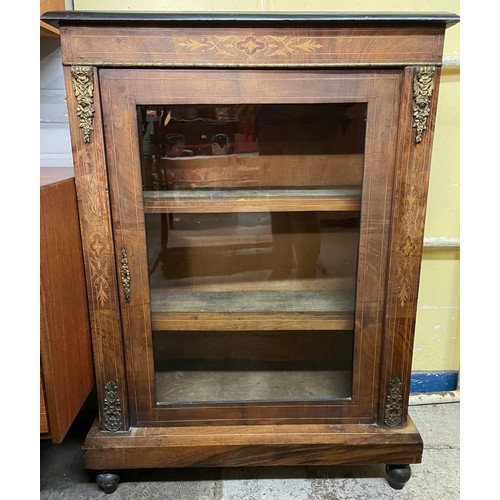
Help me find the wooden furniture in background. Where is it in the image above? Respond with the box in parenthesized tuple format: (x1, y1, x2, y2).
(41, 11, 459, 492)
(40, 0, 65, 38)
(40, 167, 94, 443)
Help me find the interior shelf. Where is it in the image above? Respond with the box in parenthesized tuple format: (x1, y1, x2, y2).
(150, 282, 355, 331)
(155, 369, 352, 403)
(143, 187, 361, 213)
(151, 312, 353, 331)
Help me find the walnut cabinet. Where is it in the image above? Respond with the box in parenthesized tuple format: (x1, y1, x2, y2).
(42, 11, 459, 493)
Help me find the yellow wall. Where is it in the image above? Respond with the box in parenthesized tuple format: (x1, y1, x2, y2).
(75, 0, 460, 373)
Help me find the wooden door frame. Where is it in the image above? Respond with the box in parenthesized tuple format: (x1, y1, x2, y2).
(99, 68, 403, 427)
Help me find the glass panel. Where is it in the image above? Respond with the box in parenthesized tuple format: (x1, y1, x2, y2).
(146, 211, 359, 315)
(138, 102, 366, 405)
(138, 104, 366, 191)
(153, 330, 353, 403)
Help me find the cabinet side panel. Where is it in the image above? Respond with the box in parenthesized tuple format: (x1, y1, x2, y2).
(63, 65, 129, 431)
(379, 66, 442, 426)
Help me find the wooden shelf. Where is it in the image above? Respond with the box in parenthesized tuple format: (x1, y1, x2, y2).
(150, 284, 355, 331)
(143, 187, 361, 213)
(155, 369, 352, 403)
(152, 312, 353, 331)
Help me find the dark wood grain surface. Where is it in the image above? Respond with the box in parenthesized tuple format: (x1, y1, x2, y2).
(83, 417, 423, 470)
(99, 68, 402, 427)
(378, 66, 443, 427)
(54, 13, 457, 471)
(59, 25, 446, 67)
(63, 66, 130, 432)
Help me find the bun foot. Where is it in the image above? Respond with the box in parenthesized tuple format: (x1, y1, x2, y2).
(96, 472, 120, 494)
(386, 464, 411, 490)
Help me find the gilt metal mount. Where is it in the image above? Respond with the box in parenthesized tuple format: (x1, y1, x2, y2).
(120, 249, 131, 303)
(412, 66, 436, 144)
(384, 377, 404, 427)
(71, 65, 95, 144)
(102, 380, 122, 432)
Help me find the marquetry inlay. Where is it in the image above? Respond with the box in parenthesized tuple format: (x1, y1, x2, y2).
(178, 32, 323, 60)
(397, 184, 423, 307)
(86, 178, 111, 307)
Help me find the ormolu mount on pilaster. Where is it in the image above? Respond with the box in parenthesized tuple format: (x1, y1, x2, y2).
(102, 380, 122, 432)
(71, 65, 95, 144)
(120, 249, 131, 304)
(412, 66, 436, 143)
(384, 377, 404, 427)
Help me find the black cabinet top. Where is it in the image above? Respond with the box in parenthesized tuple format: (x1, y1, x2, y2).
(41, 11, 460, 29)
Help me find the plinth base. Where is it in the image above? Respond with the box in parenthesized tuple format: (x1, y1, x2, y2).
(83, 417, 422, 470)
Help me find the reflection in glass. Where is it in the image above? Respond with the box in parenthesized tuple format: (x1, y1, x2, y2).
(153, 330, 353, 404)
(137, 102, 367, 405)
(146, 211, 359, 315)
(137, 104, 366, 191)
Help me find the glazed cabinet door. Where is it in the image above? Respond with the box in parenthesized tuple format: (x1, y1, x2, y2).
(100, 69, 402, 426)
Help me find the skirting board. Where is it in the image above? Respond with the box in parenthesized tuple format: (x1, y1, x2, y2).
(409, 371, 460, 406)
(410, 371, 459, 393)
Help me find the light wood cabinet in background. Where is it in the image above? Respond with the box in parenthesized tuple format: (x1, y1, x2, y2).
(40, 168, 94, 443)
(40, 0, 65, 37)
